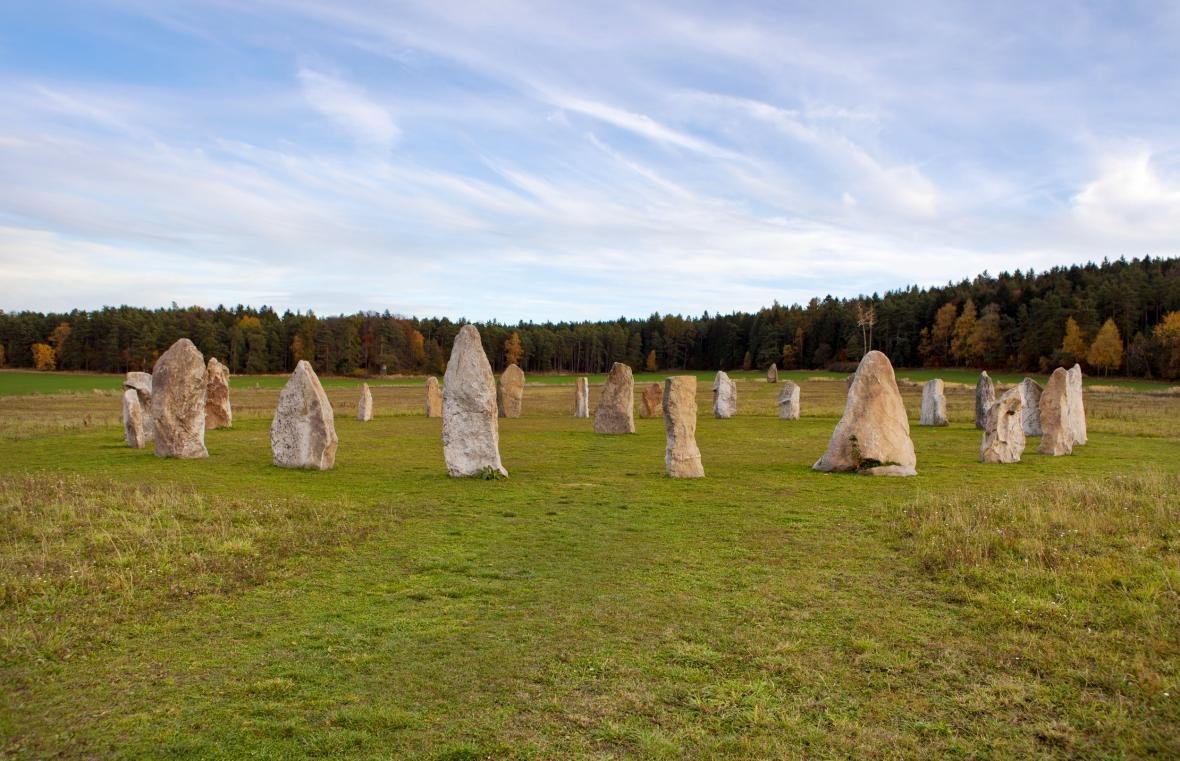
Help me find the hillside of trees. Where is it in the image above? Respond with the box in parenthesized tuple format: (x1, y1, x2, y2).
(3, 257, 1180, 379)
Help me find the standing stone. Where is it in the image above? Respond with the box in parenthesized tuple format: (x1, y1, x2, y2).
(357, 383, 373, 422)
(122, 389, 147, 448)
(425, 376, 443, 418)
(204, 357, 232, 430)
(498, 364, 525, 418)
(442, 325, 507, 477)
(640, 382, 663, 418)
(1018, 378, 1043, 436)
(664, 376, 704, 478)
(777, 381, 800, 420)
(919, 379, 948, 426)
(767, 363, 778, 383)
(813, 351, 916, 476)
(1067, 364, 1088, 446)
(150, 339, 208, 459)
(980, 387, 1025, 464)
(593, 362, 635, 434)
(1037, 368, 1073, 456)
(122, 371, 154, 444)
(974, 371, 995, 429)
(270, 360, 337, 470)
(573, 377, 589, 418)
(712, 371, 737, 419)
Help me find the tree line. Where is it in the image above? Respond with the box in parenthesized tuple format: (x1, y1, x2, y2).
(2, 256, 1179, 379)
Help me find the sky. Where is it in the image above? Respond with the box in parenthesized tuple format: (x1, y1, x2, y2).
(1, 1, 1178, 322)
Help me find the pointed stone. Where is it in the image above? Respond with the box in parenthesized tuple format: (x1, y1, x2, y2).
(593, 362, 635, 434)
(573, 377, 589, 418)
(122, 372, 154, 443)
(813, 351, 916, 476)
(975, 371, 995, 429)
(640, 382, 663, 418)
(767, 363, 778, 383)
(1018, 378, 1043, 436)
(980, 387, 1025, 463)
(664, 376, 704, 477)
(122, 388, 147, 448)
(1067, 364, 1087, 445)
(357, 382, 373, 421)
(712, 370, 737, 419)
(425, 376, 443, 418)
(442, 325, 507, 477)
(204, 357, 232, 429)
(777, 381, 800, 420)
(271, 360, 337, 470)
(497, 363, 524, 418)
(1037, 368, 1073, 456)
(919, 379, 948, 426)
(150, 339, 208, 459)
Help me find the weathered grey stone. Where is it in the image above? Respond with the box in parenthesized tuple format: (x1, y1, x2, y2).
(640, 382, 663, 418)
(150, 338, 208, 459)
(270, 360, 337, 470)
(980, 387, 1025, 463)
(442, 325, 507, 477)
(204, 357, 232, 429)
(777, 381, 800, 420)
(767, 363, 778, 383)
(813, 351, 916, 476)
(573, 377, 589, 418)
(357, 382, 373, 421)
(975, 371, 995, 429)
(664, 376, 704, 477)
(593, 362, 635, 434)
(122, 371, 154, 443)
(1067, 364, 1087, 446)
(122, 388, 147, 448)
(1037, 368, 1073, 456)
(425, 376, 442, 418)
(919, 379, 948, 426)
(498, 363, 524, 418)
(712, 370, 737, 419)
(1018, 378, 1043, 436)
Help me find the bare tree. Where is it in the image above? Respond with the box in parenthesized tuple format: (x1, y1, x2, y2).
(856, 302, 877, 354)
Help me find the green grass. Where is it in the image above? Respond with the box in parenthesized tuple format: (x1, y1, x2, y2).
(1, 380, 1178, 758)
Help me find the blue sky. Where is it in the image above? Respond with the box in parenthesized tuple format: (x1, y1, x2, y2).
(1, 1, 1178, 321)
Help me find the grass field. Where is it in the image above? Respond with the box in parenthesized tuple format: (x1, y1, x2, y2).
(1, 374, 1178, 758)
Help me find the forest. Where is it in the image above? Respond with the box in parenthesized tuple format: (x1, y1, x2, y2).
(2, 257, 1179, 379)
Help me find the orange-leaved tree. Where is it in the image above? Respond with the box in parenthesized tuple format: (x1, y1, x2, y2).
(504, 331, 523, 366)
(1086, 318, 1123, 376)
(31, 343, 55, 371)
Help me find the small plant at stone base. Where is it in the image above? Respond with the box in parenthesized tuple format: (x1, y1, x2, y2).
(478, 466, 507, 481)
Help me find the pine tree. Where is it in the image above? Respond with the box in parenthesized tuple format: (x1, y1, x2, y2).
(950, 299, 977, 365)
(644, 349, 657, 372)
(1086, 318, 1123, 375)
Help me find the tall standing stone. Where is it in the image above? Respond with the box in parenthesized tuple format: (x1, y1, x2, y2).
(979, 387, 1025, 464)
(640, 382, 663, 418)
(593, 362, 635, 434)
(204, 357, 232, 429)
(813, 351, 916, 476)
(975, 371, 995, 429)
(498, 364, 525, 418)
(122, 389, 147, 448)
(150, 339, 208, 459)
(777, 381, 800, 420)
(767, 364, 778, 383)
(712, 371, 737, 419)
(425, 376, 443, 418)
(357, 383, 373, 422)
(442, 325, 507, 477)
(919, 379, 948, 426)
(573, 377, 589, 418)
(664, 376, 704, 478)
(122, 371, 154, 445)
(1037, 368, 1073, 456)
(271, 360, 337, 470)
(1067, 364, 1087, 446)
(1018, 378, 1043, 436)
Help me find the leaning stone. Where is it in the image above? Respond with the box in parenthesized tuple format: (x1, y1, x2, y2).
(1018, 378, 1043, 436)
(1067, 364, 1087, 446)
(593, 363, 635, 434)
(498, 363, 524, 418)
(777, 381, 800, 420)
(980, 387, 1025, 463)
(357, 382, 373, 422)
(204, 357, 232, 429)
(712, 370, 737, 418)
(919, 379, 948, 426)
(1037, 368, 1073, 456)
(664, 376, 704, 477)
(122, 372, 154, 443)
(425, 376, 443, 418)
(442, 325, 507, 476)
(813, 351, 916, 476)
(573, 377, 589, 418)
(150, 338, 208, 459)
(122, 388, 147, 448)
(271, 360, 337, 470)
(975, 371, 995, 429)
(767, 363, 778, 383)
(640, 382, 663, 418)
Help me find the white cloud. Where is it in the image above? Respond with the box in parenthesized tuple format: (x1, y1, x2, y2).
(297, 67, 399, 148)
(1071, 151, 1180, 240)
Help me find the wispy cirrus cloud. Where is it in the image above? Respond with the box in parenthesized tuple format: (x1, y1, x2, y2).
(297, 67, 400, 149)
